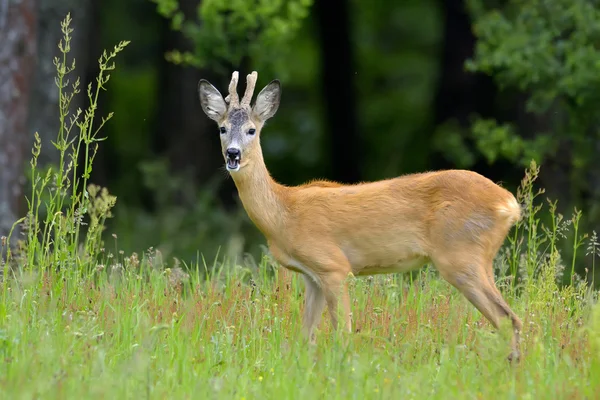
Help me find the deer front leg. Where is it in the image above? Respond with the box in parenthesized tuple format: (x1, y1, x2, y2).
(302, 274, 326, 344)
(322, 270, 352, 334)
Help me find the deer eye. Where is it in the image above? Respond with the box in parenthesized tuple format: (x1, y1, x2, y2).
(248, 128, 256, 135)
(219, 127, 227, 134)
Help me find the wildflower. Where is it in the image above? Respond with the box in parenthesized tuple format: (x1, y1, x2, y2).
(258, 376, 263, 382)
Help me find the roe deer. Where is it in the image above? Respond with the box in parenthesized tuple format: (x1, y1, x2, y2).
(198, 71, 523, 361)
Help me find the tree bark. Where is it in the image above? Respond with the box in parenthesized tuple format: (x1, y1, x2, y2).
(314, 0, 361, 183)
(0, 0, 37, 238)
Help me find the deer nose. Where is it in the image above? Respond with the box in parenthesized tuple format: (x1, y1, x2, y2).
(226, 148, 241, 160)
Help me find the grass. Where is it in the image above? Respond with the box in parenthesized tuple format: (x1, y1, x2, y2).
(0, 254, 597, 399)
(0, 14, 599, 400)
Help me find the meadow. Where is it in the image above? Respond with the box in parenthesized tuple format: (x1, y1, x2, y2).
(0, 15, 599, 400)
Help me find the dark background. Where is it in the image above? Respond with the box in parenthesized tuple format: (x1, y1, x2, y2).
(1, 0, 599, 278)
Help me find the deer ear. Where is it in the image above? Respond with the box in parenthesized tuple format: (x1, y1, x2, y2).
(198, 80, 227, 121)
(252, 80, 281, 122)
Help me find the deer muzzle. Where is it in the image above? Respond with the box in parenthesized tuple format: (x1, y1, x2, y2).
(225, 147, 241, 171)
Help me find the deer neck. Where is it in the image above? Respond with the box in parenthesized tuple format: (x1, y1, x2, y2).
(230, 148, 288, 239)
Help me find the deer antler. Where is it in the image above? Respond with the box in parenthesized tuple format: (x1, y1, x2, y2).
(241, 71, 258, 108)
(225, 71, 240, 107)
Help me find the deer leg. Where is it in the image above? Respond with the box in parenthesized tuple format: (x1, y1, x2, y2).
(433, 255, 522, 362)
(482, 239, 523, 361)
(483, 278, 523, 361)
(302, 274, 326, 344)
(322, 270, 352, 333)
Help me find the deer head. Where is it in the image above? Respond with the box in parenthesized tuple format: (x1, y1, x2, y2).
(198, 71, 281, 173)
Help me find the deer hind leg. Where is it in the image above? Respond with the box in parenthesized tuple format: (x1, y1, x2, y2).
(302, 274, 326, 344)
(483, 275, 522, 361)
(432, 251, 522, 362)
(483, 225, 523, 361)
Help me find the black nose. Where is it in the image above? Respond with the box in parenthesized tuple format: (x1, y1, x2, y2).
(226, 148, 240, 160)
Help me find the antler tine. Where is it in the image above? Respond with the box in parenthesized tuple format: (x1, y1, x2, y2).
(241, 71, 258, 108)
(225, 71, 240, 107)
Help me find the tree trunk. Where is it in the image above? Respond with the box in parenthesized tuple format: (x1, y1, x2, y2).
(0, 0, 37, 238)
(28, 0, 94, 169)
(314, 0, 361, 183)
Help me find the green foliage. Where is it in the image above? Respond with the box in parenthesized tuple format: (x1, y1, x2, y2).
(467, 0, 600, 106)
(471, 119, 554, 166)
(151, 0, 313, 76)
(463, 0, 600, 176)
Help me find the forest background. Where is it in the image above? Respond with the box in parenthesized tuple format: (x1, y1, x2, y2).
(2, 0, 599, 285)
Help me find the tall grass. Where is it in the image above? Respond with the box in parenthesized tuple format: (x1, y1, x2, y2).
(0, 15, 598, 399)
(7, 14, 128, 276)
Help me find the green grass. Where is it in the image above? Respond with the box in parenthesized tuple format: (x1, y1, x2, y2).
(0, 14, 599, 400)
(0, 256, 597, 399)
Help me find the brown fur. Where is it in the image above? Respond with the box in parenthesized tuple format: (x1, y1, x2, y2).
(198, 71, 524, 362)
(301, 179, 344, 188)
